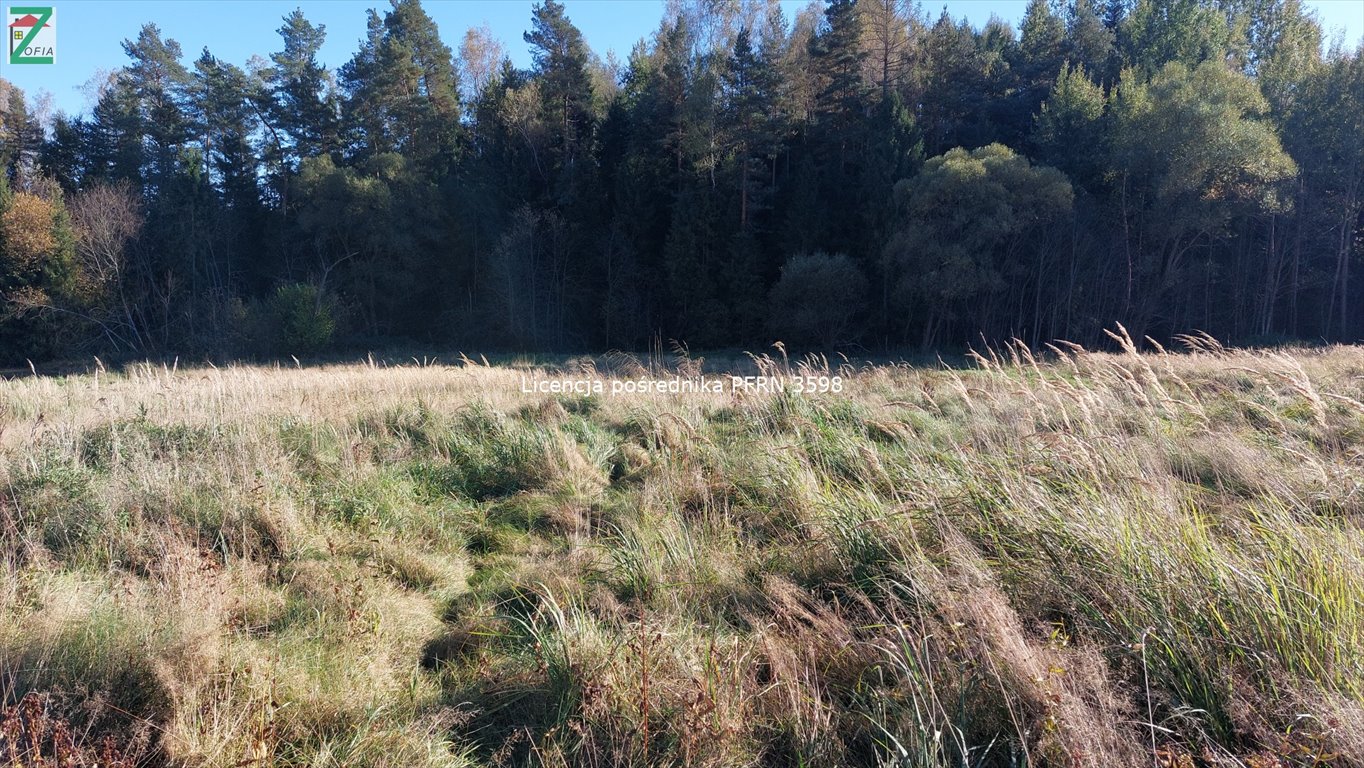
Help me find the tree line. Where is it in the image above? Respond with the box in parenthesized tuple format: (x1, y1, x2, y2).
(0, 0, 1360, 363)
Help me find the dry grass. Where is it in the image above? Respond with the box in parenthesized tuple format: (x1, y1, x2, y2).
(2, 337, 1363, 767)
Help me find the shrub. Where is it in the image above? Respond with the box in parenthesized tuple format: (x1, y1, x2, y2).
(767, 252, 868, 348)
(248, 282, 337, 355)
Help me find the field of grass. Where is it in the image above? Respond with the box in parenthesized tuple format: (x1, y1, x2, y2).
(3, 333, 1363, 767)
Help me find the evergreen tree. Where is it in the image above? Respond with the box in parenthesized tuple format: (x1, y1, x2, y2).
(192, 51, 260, 211)
(0, 82, 43, 184)
(1018, 0, 1067, 83)
(39, 113, 87, 193)
(121, 24, 192, 193)
(919, 11, 998, 153)
(342, 0, 461, 172)
(1033, 62, 1106, 186)
(807, 0, 873, 256)
(1104, 0, 1129, 31)
(339, 10, 393, 159)
(191, 50, 264, 289)
(722, 27, 784, 233)
(268, 10, 339, 163)
(810, 0, 870, 143)
(525, 0, 596, 189)
(84, 75, 146, 185)
(1004, 0, 1069, 143)
(663, 178, 725, 344)
(1066, 0, 1118, 81)
(1122, 0, 1233, 74)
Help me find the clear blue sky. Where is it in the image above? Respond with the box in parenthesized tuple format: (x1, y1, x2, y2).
(2, 0, 1361, 119)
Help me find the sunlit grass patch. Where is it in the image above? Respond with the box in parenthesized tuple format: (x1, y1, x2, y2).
(2, 342, 1363, 766)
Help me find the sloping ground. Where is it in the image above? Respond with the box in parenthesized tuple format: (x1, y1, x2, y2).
(2, 339, 1362, 767)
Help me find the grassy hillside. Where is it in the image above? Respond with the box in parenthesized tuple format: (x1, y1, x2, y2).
(3, 336, 1363, 767)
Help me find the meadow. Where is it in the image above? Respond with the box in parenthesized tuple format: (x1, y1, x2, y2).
(2, 332, 1363, 767)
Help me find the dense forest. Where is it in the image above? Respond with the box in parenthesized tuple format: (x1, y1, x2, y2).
(0, 0, 1360, 363)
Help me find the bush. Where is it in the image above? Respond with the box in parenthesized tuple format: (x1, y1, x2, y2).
(247, 282, 337, 355)
(767, 252, 869, 348)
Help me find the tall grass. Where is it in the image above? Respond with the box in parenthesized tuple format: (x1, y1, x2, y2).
(2, 339, 1362, 766)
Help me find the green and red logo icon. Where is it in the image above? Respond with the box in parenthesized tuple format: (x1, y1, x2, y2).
(8, 6, 55, 64)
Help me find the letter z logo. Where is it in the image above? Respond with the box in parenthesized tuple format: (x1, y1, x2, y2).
(8, 7, 55, 65)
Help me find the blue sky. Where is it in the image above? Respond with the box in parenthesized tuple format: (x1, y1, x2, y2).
(3, 0, 1362, 118)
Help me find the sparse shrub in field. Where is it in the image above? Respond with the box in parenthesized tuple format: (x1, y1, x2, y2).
(108, 484, 291, 569)
(767, 252, 868, 348)
(410, 407, 607, 502)
(246, 282, 337, 355)
(78, 418, 223, 471)
(279, 418, 346, 479)
(312, 470, 413, 530)
(409, 410, 551, 501)
(5, 456, 104, 559)
(557, 393, 601, 416)
(353, 402, 446, 461)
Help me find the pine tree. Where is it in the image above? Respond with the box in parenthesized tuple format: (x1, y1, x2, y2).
(342, 1, 462, 173)
(525, 0, 595, 184)
(268, 10, 339, 163)
(919, 10, 997, 153)
(0, 82, 43, 184)
(340, 10, 393, 159)
(39, 113, 87, 193)
(377, 0, 462, 172)
(1019, 0, 1066, 79)
(1066, 0, 1117, 83)
(1008, 0, 1069, 143)
(121, 24, 192, 192)
(1122, 0, 1233, 74)
(806, 0, 873, 256)
(192, 51, 260, 212)
(1033, 62, 1106, 186)
(191, 50, 265, 289)
(85, 75, 145, 185)
(1104, 0, 1128, 31)
(663, 179, 725, 344)
(722, 27, 784, 232)
(810, 0, 870, 141)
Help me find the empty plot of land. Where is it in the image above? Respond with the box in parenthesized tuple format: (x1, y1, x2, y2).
(2, 342, 1363, 767)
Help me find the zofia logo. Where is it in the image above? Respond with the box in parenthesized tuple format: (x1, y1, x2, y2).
(8, 6, 55, 64)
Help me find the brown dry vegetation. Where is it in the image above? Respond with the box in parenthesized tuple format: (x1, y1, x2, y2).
(2, 334, 1363, 767)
